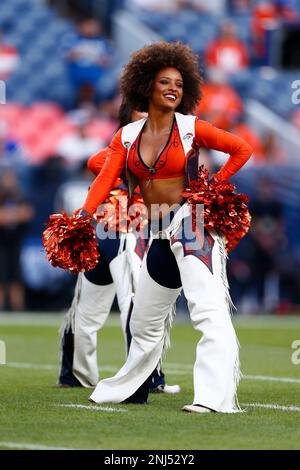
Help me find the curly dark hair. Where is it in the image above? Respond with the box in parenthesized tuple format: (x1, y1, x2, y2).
(120, 41, 202, 114)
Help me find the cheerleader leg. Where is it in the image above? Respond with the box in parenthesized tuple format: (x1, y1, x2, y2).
(89, 238, 182, 404)
(109, 233, 139, 351)
(72, 275, 116, 387)
(59, 245, 116, 388)
(170, 215, 241, 412)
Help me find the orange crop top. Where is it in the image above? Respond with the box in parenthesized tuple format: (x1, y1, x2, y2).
(83, 117, 253, 215)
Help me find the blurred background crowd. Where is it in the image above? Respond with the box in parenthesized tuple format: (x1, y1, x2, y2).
(0, 0, 300, 314)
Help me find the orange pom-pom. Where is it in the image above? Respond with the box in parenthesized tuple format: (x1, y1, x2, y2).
(42, 212, 99, 273)
(182, 166, 251, 252)
(95, 189, 148, 233)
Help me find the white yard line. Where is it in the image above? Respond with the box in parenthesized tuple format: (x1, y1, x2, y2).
(0, 314, 65, 326)
(56, 404, 127, 412)
(244, 374, 300, 384)
(1, 313, 299, 328)
(165, 363, 193, 370)
(5, 361, 300, 384)
(6, 362, 118, 372)
(165, 370, 193, 375)
(242, 403, 300, 412)
(0, 313, 121, 327)
(165, 363, 300, 382)
(7, 362, 57, 370)
(165, 363, 204, 374)
(0, 441, 73, 450)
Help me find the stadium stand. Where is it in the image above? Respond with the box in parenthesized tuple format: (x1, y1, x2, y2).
(1, 0, 120, 108)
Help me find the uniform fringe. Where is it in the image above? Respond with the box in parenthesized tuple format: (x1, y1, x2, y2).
(233, 336, 244, 412)
(161, 302, 177, 362)
(218, 233, 236, 316)
(218, 233, 243, 412)
(59, 273, 82, 338)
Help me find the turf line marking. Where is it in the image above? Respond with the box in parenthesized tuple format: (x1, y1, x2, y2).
(165, 370, 192, 375)
(7, 362, 57, 370)
(166, 363, 300, 383)
(242, 403, 300, 412)
(56, 404, 127, 412)
(166, 364, 300, 383)
(243, 374, 300, 384)
(6, 362, 118, 372)
(165, 362, 193, 370)
(0, 442, 73, 450)
(6, 362, 300, 384)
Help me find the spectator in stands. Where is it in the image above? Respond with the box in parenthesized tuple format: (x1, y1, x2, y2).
(64, 18, 113, 105)
(228, 126, 286, 166)
(0, 170, 33, 311)
(291, 108, 300, 130)
(98, 90, 123, 121)
(205, 20, 249, 75)
(127, 0, 178, 12)
(196, 69, 243, 130)
(57, 122, 104, 168)
(0, 30, 20, 81)
(227, 0, 251, 15)
(270, 0, 298, 19)
(177, 0, 226, 13)
(230, 116, 266, 164)
(29, 156, 68, 237)
(248, 176, 286, 312)
(229, 175, 287, 313)
(22, 156, 73, 311)
(49, 0, 125, 33)
(54, 159, 92, 216)
(0, 121, 29, 189)
(128, 0, 226, 13)
(261, 130, 287, 164)
(251, 0, 299, 64)
(0, 122, 8, 167)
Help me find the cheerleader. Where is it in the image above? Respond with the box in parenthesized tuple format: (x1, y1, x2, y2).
(60, 41, 253, 412)
(58, 102, 180, 399)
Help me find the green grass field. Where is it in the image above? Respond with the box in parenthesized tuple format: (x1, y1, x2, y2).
(0, 313, 299, 450)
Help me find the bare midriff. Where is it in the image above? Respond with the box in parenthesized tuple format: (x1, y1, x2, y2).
(139, 175, 185, 220)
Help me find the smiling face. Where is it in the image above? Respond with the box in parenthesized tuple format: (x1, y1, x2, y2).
(149, 67, 183, 112)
